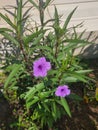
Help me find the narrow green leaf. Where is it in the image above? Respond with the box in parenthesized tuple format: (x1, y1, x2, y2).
(68, 72, 88, 83)
(23, 30, 45, 44)
(4, 64, 22, 89)
(54, 6, 59, 26)
(30, 33, 44, 47)
(52, 102, 57, 120)
(0, 28, 13, 33)
(29, 0, 39, 9)
(25, 83, 45, 101)
(69, 94, 83, 101)
(75, 70, 92, 74)
(64, 76, 78, 83)
(0, 13, 16, 29)
(39, 91, 52, 99)
(26, 96, 39, 109)
(23, 0, 29, 7)
(9, 80, 17, 89)
(44, 0, 51, 9)
(63, 7, 77, 31)
(30, 46, 54, 61)
(1, 32, 19, 46)
(4, 7, 16, 18)
(43, 103, 50, 112)
(78, 29, 86, 39)
(61, 98, 71, 117)
(63, 39, 94, 51)
(23, 6, 32, 18)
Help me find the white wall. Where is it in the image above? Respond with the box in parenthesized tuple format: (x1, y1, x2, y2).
(0, 0, 98, 32)
(0, 0, 98, 59)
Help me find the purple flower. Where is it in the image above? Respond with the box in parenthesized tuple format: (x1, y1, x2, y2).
(55, 85, 70, 97)
(33, 57, 51, 77)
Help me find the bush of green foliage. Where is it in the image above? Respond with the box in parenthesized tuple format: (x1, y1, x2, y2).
(0, 0, 94, 129)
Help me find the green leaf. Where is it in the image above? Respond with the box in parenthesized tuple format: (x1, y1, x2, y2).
(26, 96, 39, 109)
(63, 38, 94, 51)
(69, 72, 88, 83)
(23, 30, 45, 44)
(23, 0, 29, 7)
(61, 98, 71, 117)
(4, 64, 22, 89)
(0, 13, 16, 29)
(23, 6, 32, 18)
(31, 45, 52, 52)
(78, 29, 86, 39)
(63, 7, 77, 31)
(25, 83, 47, 109)
(0, 28, 13, 33)
(75, 70, 92, 74)
(25, 83, 45, 101)
(69, 94, 83, 101)
(54, 6, 59, 26)
(4, 7, 16, 18)
(51, 102, 57, 120)
(28, 0, 39, 9)
(8, 80, 17, 89)
(30, 33, 44, 47)
(1, 32, 19, 46)
(64, 76, 78, 83)
(44, 0, 52, 9)
(43, 103, 50, 112)
(39, 91, 52, 99)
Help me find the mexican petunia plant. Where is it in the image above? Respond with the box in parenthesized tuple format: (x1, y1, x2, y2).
(0, 0, 94, 130)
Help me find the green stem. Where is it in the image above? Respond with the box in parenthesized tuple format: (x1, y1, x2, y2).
(19, 38, 28, 63)
(17, 35, 33, 77)
(39, 0, 44, 28)
(55, 41, 59, 58)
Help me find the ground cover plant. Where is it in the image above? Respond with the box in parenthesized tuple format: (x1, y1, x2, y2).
(0, 0, 97, 130)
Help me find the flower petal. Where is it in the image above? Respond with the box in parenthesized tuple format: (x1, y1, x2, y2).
(33, 57, 51, 77)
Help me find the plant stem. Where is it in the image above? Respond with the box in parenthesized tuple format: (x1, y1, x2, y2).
(17, 36, 32, 74)
(19, 38, 28, 63)
(55, 41, 59, 58)
(39, 0, 44, 27)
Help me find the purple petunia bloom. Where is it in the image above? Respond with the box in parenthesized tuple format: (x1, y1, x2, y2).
(33, 57, 51, 77)
(55, 85, 70, 97)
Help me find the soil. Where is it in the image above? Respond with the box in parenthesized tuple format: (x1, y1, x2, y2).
(0, 58, 98, 130)
(56, 101, 98, 130)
